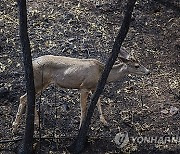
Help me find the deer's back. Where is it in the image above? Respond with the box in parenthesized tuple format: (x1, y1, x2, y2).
(32, 55, 104, 90)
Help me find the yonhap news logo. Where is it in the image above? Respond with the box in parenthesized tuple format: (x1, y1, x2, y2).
(114, 132, 129, 148)
(114, 132, 180, 148)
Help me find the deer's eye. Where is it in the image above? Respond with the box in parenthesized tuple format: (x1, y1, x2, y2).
(135, 64, 140, 68)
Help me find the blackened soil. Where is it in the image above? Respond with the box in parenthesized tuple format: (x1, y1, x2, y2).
(0, 0, 179, 153)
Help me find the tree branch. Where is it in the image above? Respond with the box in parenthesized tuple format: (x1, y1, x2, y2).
(18, 0, 36, 153)
(69, 0, 137, 153)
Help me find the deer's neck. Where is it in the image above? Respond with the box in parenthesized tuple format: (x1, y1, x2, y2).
(107, 63, 128, 83)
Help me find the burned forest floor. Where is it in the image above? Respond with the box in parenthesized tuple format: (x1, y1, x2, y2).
(0, 0, 180, 153)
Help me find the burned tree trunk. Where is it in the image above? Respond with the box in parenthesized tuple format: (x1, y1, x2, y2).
(18, 0, 36, 153)
(69, 0, 137, 153)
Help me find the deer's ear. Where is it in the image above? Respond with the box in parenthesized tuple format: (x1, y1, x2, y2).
(118, 48, 130, 62)
(118, 56, 130, 63)
(119, 48, 130, 60)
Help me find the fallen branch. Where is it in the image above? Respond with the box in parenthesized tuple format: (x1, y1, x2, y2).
(0, 138, 22, 144)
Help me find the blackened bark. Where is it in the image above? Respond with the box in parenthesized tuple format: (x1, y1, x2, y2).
(69, 0, 137, 153)
(18, 0, 36, 153)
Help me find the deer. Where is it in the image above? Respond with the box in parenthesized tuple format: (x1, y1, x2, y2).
(12, 48, 150, 133)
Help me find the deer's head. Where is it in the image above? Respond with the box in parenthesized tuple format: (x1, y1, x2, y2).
(118, 48, 150, 75)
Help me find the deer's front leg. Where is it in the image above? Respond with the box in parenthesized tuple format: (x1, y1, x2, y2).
(79, 89, 89, 128)
(12, 94, 27, 133)
(97, 97, 108, 125)
(91, 90, 108, 125)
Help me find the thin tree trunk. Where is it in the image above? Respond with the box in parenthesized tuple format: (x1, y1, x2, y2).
(69, 0, 137, 153)
(18, 0, 36, 153)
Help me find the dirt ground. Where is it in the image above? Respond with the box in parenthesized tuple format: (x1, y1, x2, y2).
(0, 0, 179, 153)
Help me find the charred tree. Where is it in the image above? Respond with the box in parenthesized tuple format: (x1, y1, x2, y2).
(69, 0, 137, 153)
(18, 0, 36, 153)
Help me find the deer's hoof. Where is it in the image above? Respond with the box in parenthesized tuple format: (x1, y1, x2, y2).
(34, 122, 41, 130)
(12, 122, 18, 134)
(100, 116, 108, 126)
(34, 120, 40, 127)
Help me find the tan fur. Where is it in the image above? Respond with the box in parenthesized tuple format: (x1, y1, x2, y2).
(12, 53, 150, 133)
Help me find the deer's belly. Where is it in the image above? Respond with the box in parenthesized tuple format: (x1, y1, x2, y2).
(54, 74, 98, 90)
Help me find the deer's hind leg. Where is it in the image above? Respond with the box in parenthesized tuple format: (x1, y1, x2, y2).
(12, 93, 27, 133)
(12, 93, 40, 133)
